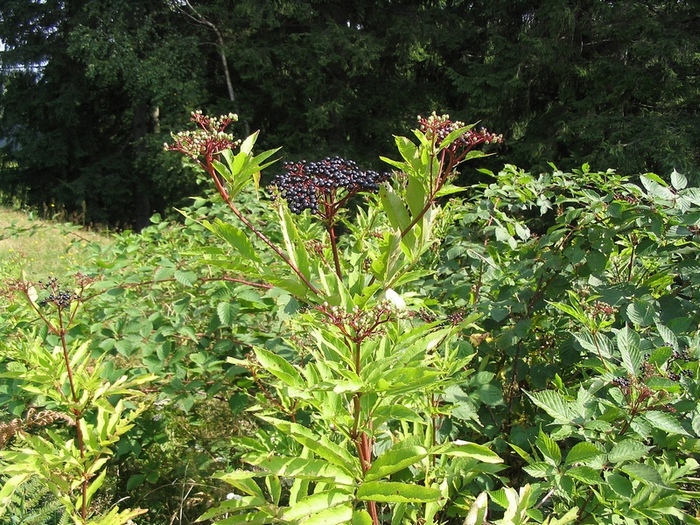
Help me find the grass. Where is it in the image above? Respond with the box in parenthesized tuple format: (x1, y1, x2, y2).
(0, 207, 111, 279)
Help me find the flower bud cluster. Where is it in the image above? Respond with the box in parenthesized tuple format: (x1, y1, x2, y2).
(269, 156, 390, 215)
(417, 112, 503, 150)
(165, 110, 241, 160)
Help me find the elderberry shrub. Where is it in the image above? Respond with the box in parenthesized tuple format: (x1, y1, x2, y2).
(269, 156, 390, 215)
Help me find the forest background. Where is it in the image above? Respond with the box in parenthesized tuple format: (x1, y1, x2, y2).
(1, 0, 699, 228)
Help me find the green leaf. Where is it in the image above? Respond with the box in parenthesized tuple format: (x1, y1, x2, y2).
(655, 321, 679, 351)
(257, 417, 359, 473)
(626, 300, 658, 326)
(671, 169, 687, 191)
(620, 464, 666, 487)
(525, 390, 575, 423)
(83, 469, 107, 508)
(607, 440, 652, 463)
(434, 442, 502, 463)
(617, 326, 642, 376)
(405, 173, 427, 217)
(364, 444, 428, 482)
(202, 219, 262, 264)
(641, 174, 676, 200)
(380, 185, 412, 231)
(253, 347, 304, 389)
(564, 442, 603, 465)
(642, 410, 690, 436)
(280, 490, 353, 521)
(356, 481, 442, 503)
(217, 302, 234, 326)
(126, 474, 146, 491)
(250, 456, 355, 486)
(463, 492, 488, 525)
(173, 270, 197, 287)
(566, 466, 601, 484)
(523, 462, 554, 478)
(373, 405, 424, 425)
(477, 383, 503, 406)
(352, 509, 374, 525)
(0, 474, 30, 515)
(606, 472, 633, 498)
(196, 495, 269, 521)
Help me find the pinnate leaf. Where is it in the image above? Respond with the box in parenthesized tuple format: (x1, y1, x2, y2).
(356, 481, 441, 503)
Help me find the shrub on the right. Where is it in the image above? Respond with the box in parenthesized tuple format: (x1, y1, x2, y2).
(431, 164, 700, 523)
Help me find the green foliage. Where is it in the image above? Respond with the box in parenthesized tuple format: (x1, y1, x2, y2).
(165, 112, 505, 524)
(3, 104, 700, 524)
(426, 164, 700, 523)
(0, 276, 152, 524)
(0, 475, 70, 525)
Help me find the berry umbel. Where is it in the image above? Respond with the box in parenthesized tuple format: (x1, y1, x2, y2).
(269, 156, 391, 217)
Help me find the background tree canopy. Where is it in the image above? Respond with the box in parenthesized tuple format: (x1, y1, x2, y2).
(1, 0, 699, 227)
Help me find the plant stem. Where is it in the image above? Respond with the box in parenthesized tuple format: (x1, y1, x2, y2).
(204, 157, 324, 297)
(57, 311, 88, 523)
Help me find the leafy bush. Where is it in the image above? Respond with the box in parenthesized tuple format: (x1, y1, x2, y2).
(2, 110, 700, 525)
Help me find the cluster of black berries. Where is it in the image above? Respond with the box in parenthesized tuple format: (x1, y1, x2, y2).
(37, 277, 80, 309)
(612, 376, 632, 389)
(671, 349, 693, 363)
(269, 157, 390, 215)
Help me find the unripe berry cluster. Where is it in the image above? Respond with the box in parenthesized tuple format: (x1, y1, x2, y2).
(269, 156, 390, 215)
(417, 112, 503, 150)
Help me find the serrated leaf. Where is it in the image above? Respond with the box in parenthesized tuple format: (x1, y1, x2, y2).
(525, 390, 574, 423)
(250, 457, 355, 486)
(196, 495, 269, 521)
(641, 174, 676, 200)
(620, 464, 666, 487)
(364, 444, 428, 482)
(258, 417, 359, 472)
(280, 490, 353, 521)
(607, 440, 651, 463)
(254, 348, 304, 389)
(606, 472, 633, 498)
(357, 481, 441, 503)
(217, 302, 234, 326)
(626, 301, 657, 326)
(565, 442, 603, 465)
(380, 184, 412, 231)
(693, 411, 700, 437)
(535, 431, 562, 466)
(671, 169, 687, 190)
(434, 442, 502, 463)
(173, 270, 197, 287)
(566, 466, 602, 484)
(214, 470, 266, 499)
(642, 410, 690, 436)
(202, 219, 262, 264)
(655, 321, 679, 351)
(523, 462, 553, 478)
(617, 326, 642, 376)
